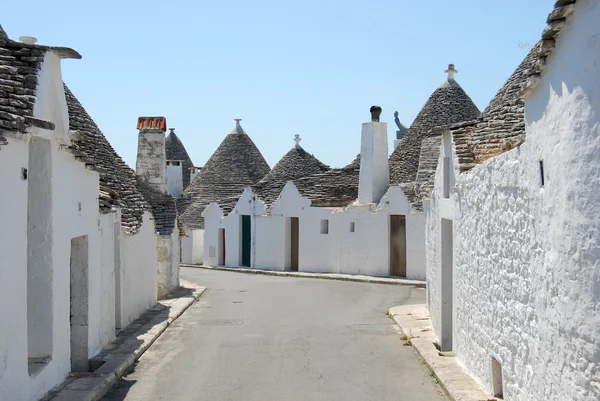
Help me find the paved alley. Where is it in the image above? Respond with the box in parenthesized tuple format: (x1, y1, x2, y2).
(103, 268, 447, 401)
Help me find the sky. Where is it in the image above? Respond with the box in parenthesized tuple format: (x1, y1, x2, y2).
(3, 0, 552, 169)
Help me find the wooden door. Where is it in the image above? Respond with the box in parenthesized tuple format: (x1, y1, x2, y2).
(241, 215, 251, 267)
(219, 228, 226, 265)
(290, 217, 299, 271)
(389, 215, 407, 277)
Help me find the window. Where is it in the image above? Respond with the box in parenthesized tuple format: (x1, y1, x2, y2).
(539, 160, 545, 187)
(349, 222, 355, 233)
(320, 219, 329, 234)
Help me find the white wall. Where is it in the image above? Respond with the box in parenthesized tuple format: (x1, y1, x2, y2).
(425, 132, 460, 341)
(157, 230, 180, 299)
(0, 138, 30, 401)
(202, 183, 427, 279)
(202, 205, 223, 267)
(426, 3, 600, 399)
(180, 229, 203, 265)
(119, 212, 157, 329)
(0, 50, 120, 400)
(254, 216, 287, 271)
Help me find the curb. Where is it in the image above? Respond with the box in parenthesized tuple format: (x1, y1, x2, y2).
(388, 304, 496, 401)
(183, 264, 426, 288)
(47, 283, 206, 401)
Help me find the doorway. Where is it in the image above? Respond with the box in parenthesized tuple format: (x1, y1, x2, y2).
(389, 215, 407, 277)
(241, 216, 251, 267)
(441, 218, 454, 352)
(290, 217, 299, 271)
(218, 228, 226, 266)
(70, 235, 89, 372)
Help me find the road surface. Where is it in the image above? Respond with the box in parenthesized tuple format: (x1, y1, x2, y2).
(103, 268, 447, 401)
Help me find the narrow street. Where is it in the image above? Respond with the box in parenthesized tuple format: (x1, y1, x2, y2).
(103, 268, 448, 401)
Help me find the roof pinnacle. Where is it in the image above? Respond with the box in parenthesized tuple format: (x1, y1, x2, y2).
(445, 64, 458, 80)
(294, 134, 302, 148)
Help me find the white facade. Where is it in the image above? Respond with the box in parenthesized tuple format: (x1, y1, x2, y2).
(202, 183, 427, 279)
(181, 229, 204, 265)
(0, 52, 113, 400)
(426, 2, 600, 399)
(0, 48, 168, 400)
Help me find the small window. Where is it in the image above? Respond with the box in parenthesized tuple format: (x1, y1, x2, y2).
(320, 219, 329, 234)
(349, 222, 355, 233)
(539, 160, 545, 187)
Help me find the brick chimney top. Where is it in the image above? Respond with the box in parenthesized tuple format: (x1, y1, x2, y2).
(137, 117, 167, 131)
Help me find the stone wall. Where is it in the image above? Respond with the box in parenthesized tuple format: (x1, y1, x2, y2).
(426, 3, 600, 399)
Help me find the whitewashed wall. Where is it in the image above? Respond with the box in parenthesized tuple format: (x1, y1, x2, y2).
(0, 137, 31, 401)
(425, 132, 459, 342)
(157, 231, 180, 298)
(254, 216, 287, 271)
(202, 183, 427, 279)
(98, 212, 119, 347)
(0, 50, 121, 400)
(119, 212, 157, 329)
(181, 229, 204, 265)
(202, 204, 224, 267)
(427, 3, 600, 399)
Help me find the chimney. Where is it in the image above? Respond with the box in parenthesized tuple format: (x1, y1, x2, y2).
(190, 166, 201, 183)
(136, 116, 167, 194)
(358, 106, 389, 204)
(166, 161, 183, 197)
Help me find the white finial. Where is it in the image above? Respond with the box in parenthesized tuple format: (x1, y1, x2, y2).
(19, 36, 37, 45)
(445, 64, 458, 80)
(294, 134, 302, 148)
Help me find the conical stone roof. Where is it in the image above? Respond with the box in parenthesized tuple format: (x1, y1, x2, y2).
(179, 121, 270, 228)
(253, 136, 330, 205)
(64, 84, 150, 234)
(293, 155, 361, 208)
(389, 65, 481, 184)
(165, 129, 194, 189)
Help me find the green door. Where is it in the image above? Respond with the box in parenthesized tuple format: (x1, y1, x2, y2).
(241, 215, 251, 267)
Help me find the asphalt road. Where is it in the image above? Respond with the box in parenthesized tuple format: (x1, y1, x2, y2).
(103, 268, 448, 401)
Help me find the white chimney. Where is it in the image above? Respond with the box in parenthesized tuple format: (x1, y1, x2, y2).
(190, 166, 201, 183)
(136, 116, 167, 194)
(358, 106, 389, 204)
(166, 160, 183, 197)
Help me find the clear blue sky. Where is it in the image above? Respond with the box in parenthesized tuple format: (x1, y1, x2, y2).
(3, 0, 552, 169)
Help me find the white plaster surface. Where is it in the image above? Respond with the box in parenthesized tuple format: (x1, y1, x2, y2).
(157, 230, 180, 299)
(427, 3, 600, 399)
(202, 183, 427, 280)
(118, 212, 158, 330)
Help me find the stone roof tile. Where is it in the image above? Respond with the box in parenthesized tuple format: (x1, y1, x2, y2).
(179, 121, 270, 228)
(64, 84, 150, 234)
(293, 155, 360, 208)
(253, 140, 330, 206)
(389, 66, 481, 185)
